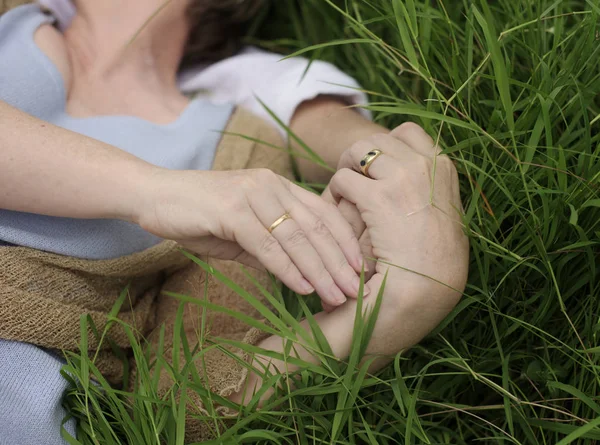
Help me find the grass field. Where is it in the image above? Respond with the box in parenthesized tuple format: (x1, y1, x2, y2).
(63, 1, 600, 443)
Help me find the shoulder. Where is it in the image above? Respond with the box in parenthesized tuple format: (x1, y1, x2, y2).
(0, 4, 71, 113)
(34, 23, 71, 89)
(0, 3, 47, 34)
(0, 4, 71, 91)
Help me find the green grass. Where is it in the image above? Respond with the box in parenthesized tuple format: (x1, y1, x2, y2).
(62, 1, 600, 443)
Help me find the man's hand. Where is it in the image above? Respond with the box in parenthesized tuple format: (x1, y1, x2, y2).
(323, 123, 469, 318)
(236, 124, 469, 400)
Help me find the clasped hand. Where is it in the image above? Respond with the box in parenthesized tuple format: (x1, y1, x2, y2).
(323, 122, 469, 313)
(137, 123, 468, 315)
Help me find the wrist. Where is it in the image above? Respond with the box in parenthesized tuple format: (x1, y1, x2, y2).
(128, 168, 216, 240)
(117, 163, 167, 226)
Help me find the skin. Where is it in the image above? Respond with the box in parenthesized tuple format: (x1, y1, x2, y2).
(3, 0, 367, 306)
(0, 0, 469, 403)
(232, 123, 469, 403)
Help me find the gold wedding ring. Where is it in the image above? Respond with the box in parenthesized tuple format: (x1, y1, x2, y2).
(268, 213, 292, 233)
(359, 148, 383, 178)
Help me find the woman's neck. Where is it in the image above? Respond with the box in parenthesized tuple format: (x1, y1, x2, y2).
(63, 1, 191, 123)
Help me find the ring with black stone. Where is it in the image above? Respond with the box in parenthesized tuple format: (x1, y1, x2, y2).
(359, 148, 383, 178)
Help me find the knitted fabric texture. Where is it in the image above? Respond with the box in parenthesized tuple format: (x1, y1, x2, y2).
(0, 108, 292, 442)
(0, 0, 29, 13)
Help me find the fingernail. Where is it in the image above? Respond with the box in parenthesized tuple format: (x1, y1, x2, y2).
(352, 275, 362, 294)
(336, 295, 348, 305)
(353, 275, 370, 297)
(300, 279, 315, 294)
(332, 287, 347, 305)
(353, 254, 365, 272)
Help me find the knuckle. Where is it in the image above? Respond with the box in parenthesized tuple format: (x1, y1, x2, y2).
(432, 143, 444, 157)
(415, 154, 433, 172)
(337, 150, 350, 171)
(335, 168, 355, 182)
(349, 139, 370, 155)
(287, 228, 308, 247)
(398, 121, 423, 134)
(380, 185, 398, 203)
(367, 132, 391, 145)
(438, 154, 456, 172)
(393, 122, 427, 140)
(336, 256, 351, 274)
(345, 139, 380, 168)
(330, 169, 346, 190)
(369, 133, 393, 144)
(259, 234, 280, 254)
(339, 143, 361, 169)
(247, 168, 279, 187)
(224, 195, 247, 214)
(241, 171, 259, 191)
(312, 218, 330, 236)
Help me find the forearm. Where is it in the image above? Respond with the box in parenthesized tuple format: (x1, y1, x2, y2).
(0, 101, 156, 222)
(290, 96, 386, 184)
(232, 276, 457, 403)
(260, 286, 420, 369)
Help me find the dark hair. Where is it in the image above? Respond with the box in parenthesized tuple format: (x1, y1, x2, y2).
(182, 0, 265, 66)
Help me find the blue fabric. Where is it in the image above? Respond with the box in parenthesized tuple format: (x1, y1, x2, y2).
(0, 5, 233, 260)
(0, 340, 75, 445)
(0, 5, 233, 444)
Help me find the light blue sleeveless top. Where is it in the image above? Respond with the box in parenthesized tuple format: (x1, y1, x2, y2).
(0, 4, 234, 259)
(0, 7, 233, 445)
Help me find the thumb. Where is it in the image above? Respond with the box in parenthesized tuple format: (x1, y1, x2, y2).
(339, 198, 366, 240)
(321, 185, 336, 205)
(322, 186, 365, 238)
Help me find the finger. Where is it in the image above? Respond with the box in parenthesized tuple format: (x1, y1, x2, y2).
(250, 192, 348, 306)
(363, 272, 385, 305)
(321, 186, 335, 205)
(234, 214, 316, 296)
(372, 133, 455, 206)
(286, 193, 365, 299)
(290, 182, 364, 273)
(366, 134, 442, 186)
(337, 139, 399, 180)
(322, 301, 336, 313)
(328, 168, 372, 205)
(323, 262, 377, 313)
(358, 230, 376, 279)
(338, 198, 366, 241)
(389, 122, 440, 158)
(323, 186, 367, 247)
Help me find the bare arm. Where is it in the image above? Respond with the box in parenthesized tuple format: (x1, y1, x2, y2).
(0, 100, 366, 305)
(0, 96, 377, 220)
(0, 100, 153, 222)
(290, 96, 385, 183)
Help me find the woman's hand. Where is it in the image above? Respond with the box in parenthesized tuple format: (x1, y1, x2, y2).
(136, 168, 365, 307)
(325, 123, 469, 315)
